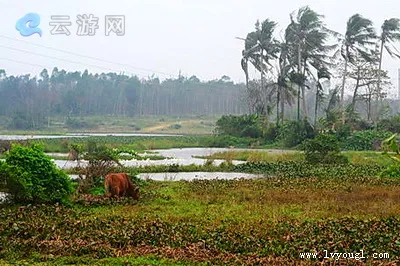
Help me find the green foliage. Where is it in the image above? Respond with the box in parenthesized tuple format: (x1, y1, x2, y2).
(7, 112, 44, 130)
(170, 124, 182, 130)
(380, 164, 400, 178)
(233, 161, 382, 178)
(2, 144, 73, 204)
(342, 130, 392, 151)
(1, 205, 399, 263)
(334, 123, 352, 141)
(381, 134, 399, 154)
(200, 135, 256, 148)
(378, 115, 400, 133)
(215, 115, 262, 138)
(65, 117, 97, 129)
(301, 134, 349, 164)
(278, 119, 316, 148)
(76, 141, 121, 193)
(379, 134, 400, 178)
(0, 161, 6, 190)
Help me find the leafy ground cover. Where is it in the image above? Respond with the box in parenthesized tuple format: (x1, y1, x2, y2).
(1, 175, 400, 265)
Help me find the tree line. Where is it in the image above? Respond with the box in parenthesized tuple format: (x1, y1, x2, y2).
(240, 6, 400, 127)
(0, 68, 247, 129)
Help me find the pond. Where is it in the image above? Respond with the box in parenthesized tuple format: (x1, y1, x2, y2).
(51, 148, 291, 169)
(69, 172, 262, 181)
(137, 172, 262, 181)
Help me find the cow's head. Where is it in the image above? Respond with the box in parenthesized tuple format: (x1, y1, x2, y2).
(128, 186, 140, 200)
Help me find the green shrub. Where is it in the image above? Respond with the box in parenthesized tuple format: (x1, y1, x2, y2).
(170, 124, 182, 130)
(301, 134, 348, 164)
(3, 144, 73, 204)
(377, 115, 400, 133)
(342, 130, 392, 151)
(233, 161, 382, 178)
(263, 124, 278, 143)
(215, 114, 262, 138)
(65, 117, 97, 129)
(278, 119, 315, 148)
(380, 164, 400, 178)
(334, 123, 351, 141)
(0, 161, 7, 190)
(200, 135, 255, 148)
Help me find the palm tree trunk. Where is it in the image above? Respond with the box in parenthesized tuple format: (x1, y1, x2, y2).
(340, 57, 349, 123)
(260, 48, 264, 91)
(349, 67, 361, 120)
(297, 43, 302, 121)
(377, 39, 385, 93)
(281, 91, 285, 121)
(314, 83, 318, 126)
(276, 87, 280, 125)
(302, 65, 308, 120)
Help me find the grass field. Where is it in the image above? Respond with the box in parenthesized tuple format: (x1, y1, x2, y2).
(197, 150, 395, 167)
(1, 173, 400, 265)
(0, 116, 218, 135)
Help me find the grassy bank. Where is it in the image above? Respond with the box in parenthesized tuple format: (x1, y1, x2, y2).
(1, 175, 400, 265)
(0, 116, 218, 135)
(197, 150, 394, 167)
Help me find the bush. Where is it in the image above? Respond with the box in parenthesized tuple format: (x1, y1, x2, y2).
(377, 115, 400, 133)
(200, 135, 256, 148)
(7, 112, 35, 130)
(0, 161, 7, 190)
(65, 117, 97, 129)
(170, 124, 182, 130)
(301, 134, 348, 164)
(215, 115, 262, 138)
(3, 144, 73, 204)
(380, 164, 400, 178)
(263, 124, 278, 143)
(77, 141, 121, 193)
(342, 130, 392, 151)
(278, 119, 315, 148)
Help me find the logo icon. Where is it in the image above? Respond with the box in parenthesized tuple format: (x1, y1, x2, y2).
(16, 13, 42, 37)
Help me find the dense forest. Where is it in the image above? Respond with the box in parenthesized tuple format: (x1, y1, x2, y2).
(0, 69, 247, 129)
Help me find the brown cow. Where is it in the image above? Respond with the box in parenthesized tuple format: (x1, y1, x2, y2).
(104, 173, 139, 200)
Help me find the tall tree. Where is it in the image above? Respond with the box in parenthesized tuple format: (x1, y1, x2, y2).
(314, 67, 330, 125)
(377, 18, 400, 91)
(242, 19, 279, 115)
(339, 14, 377, 123)
(285, 6, 333, 121)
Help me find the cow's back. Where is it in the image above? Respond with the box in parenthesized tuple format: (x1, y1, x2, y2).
(105, 173, 129, 197)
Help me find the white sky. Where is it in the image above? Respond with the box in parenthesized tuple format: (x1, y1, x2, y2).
(0, 0, 399, 92)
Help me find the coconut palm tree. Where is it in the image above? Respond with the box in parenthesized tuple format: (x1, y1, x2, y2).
(377, 18, 400, 90)
(314, 67, 331, 126)
(242, 19, 279, 91)
(276, 40, 296, 125)
(339, 14, 377, 123)
(285, 6, 334, 121)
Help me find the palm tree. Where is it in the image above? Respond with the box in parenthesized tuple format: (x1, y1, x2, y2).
(242, 20, 279, 90)
(276, 40, 296, 125)
(285, 6, 334, 121)
(240, 19, 279, 118)
(314, 67, 331, 126)
(377, 18, 400, 91)
(339, 14, 377, 123)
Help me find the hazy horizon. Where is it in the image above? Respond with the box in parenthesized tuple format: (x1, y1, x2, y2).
(1, 0, 399, 93)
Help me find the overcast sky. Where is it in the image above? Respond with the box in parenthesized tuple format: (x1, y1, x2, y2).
(1, 0, 399, 92)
